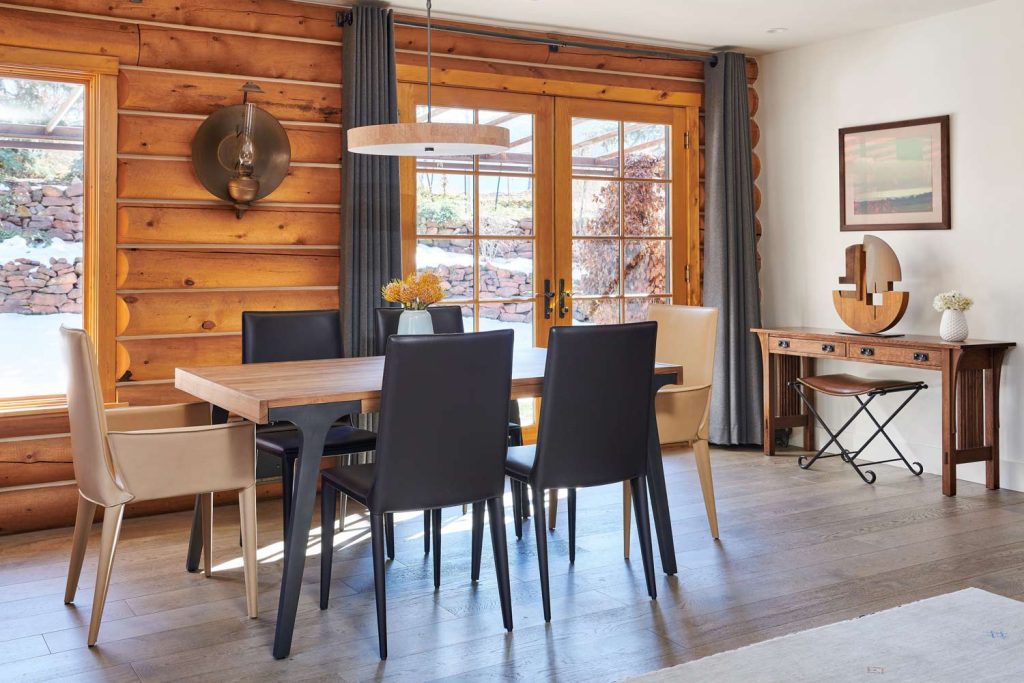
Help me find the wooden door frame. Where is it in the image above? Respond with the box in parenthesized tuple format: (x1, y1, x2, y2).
(0, 45, 119, 406)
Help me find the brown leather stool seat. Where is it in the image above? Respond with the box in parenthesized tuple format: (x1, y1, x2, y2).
(798, 373, 925, 397)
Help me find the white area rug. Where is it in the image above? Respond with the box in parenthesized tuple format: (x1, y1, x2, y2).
(626, 588, 1024, 682)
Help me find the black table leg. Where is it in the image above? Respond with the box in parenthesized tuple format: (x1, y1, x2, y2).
(646, 376, 677, 575)
(185, 405, 231, 573)
(270, 401, 355, 660)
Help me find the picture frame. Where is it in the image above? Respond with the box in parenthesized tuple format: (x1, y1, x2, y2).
(839, 115, 950, 231)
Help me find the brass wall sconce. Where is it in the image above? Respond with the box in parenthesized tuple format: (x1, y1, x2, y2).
(191, 83, 291, 218)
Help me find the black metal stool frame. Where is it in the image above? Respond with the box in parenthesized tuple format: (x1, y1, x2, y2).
(790, 380, 927, 484)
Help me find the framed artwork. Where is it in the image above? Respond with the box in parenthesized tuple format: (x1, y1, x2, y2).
(839, 115, 950, 231)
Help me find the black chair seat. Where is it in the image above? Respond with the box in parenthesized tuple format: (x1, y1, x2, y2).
(506, 445, 536, 481)
(255, 424, 377, 459)
(321, 463, 374, 504)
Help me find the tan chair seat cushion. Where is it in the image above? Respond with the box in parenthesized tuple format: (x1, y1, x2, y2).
(798, 373, 924, 397)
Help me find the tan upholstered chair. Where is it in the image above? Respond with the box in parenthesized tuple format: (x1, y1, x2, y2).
(624, 305, 720, 557)
(60, 327, 259, 646)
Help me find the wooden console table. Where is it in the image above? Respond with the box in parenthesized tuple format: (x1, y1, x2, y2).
(753, 327, 1014, 496)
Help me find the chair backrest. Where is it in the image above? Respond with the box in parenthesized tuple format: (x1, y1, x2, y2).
(60, 327, 132, 507)
(368, 330, 514, 512)
(242, 310, 343, 364)
(533, 322, 657, 489)
(373, 306, 464, 355)
(647, 304, 718, 388)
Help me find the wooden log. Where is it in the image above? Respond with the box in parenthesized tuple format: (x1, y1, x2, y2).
(137, 25, 340, 83)
(0, 411, 69, 439)
(118, 114, 342, 164)
(117, 205, 340, 246)
(117, 382, 204, 407)
(748, 87, 759, 116)
(117, 158, 340, 204)
(0, 462, 75, 488)
(120, 335, 241, 382)
(116, 249, 340, 290)
(117, 289, 339, 336)
(0, 435, 72, 464)
(752, 152, 761, 180)
(13, 0, 340, 42)
(118, 69, 341, 124)
(0, 6, 139, 63)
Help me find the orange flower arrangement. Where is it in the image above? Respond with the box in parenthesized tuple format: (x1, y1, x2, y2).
(381, 272, 445, 310)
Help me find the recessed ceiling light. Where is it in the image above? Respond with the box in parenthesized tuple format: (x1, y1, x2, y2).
(766, 27, 788, 34)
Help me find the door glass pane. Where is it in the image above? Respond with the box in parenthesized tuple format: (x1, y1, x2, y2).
(572, 239, 620, 296)
(416, 239, 474, 299)
(625, 296, 671, 322)
(624, 240, 669, 295)
(571, 179, 619, 236)
(480, 175, 533, 236)
(623, 182, 668, 236)
(416, 105, 474, 172)
(479, 110, 532, 174)
(458, 303, 475, 331)
(416, 173, 473, 235)
(479, 239, 533, 299)
(480, 301, 534, 349)
(573, 298, 620, 325)
(571, 118, 618, 177)
(624, 122, 668, 179)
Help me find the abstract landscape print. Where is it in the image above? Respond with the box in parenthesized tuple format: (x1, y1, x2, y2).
(839, 115, 950, 231)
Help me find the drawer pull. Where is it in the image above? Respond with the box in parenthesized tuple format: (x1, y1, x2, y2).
(860, 347, 875, 357)
(777, 340, 790, 349)
(821, 343, 835, 353)
(913, 352, 930, 362)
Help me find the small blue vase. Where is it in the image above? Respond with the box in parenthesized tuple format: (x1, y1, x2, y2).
(397, 309, 434, 335)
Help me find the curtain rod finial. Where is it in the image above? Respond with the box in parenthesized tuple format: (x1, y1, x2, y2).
(337, 11, 353, 28)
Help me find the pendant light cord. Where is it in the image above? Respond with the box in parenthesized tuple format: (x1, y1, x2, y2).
(426, 0, 432, 123)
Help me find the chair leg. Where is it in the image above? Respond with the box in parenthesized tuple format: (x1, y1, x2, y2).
(431, 508, 442, 589)
(87, 504, 124, 647)
(471, 501, 485, 582)
(281, 455, 294, 542)
(487, 496, 513, 632)
(511, 480, 523, 540)
(567, 488, 577, 565)
(238, 485, 259, 618)
(370, 512, 388, 660)
(531, 484, 551, 622)
(693, 439, 719, 539)
(423, 510, 431, 554)
(320, 485, 337, 610)
(385, 513, 396, 560)
(521, 483, 531, 519)
(65, 494, 97, 604)
(630, 476, 657, 600)
(548, 488, 558, 530)
(199, 492, 214, 577)
(622, 481, 632, 560)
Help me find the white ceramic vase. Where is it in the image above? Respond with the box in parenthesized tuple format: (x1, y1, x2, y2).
(939, 309, 968, 342)
(397, 309, 434, 335)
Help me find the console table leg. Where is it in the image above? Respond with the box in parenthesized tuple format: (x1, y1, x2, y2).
(986, 351, 1006, 490)
(800, 357, 817, 452)
(940, 350, 961, 497)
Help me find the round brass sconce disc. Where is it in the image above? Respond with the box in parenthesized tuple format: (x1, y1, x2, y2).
(191, 104, 291, 203)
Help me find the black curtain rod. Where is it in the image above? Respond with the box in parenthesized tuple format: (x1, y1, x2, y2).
(337, 11, 718, 67)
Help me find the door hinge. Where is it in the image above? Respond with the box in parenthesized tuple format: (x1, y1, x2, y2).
(685, 263, 691, 283)
(684, 131, 690, 149)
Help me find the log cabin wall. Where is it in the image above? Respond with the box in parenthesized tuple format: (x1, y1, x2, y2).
(0, 0, 759, 534)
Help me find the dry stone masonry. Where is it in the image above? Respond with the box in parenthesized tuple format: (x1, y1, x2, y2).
(0, 256, 83, 315)
(0, 179, 84, 244)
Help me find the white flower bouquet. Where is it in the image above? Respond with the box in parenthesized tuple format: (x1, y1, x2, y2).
(933, 290, 973, 313)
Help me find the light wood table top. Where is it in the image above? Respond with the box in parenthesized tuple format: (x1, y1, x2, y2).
(176, 347, 682, 424)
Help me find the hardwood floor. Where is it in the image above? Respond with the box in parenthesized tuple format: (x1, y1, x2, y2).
(4, 446, 1024, 682)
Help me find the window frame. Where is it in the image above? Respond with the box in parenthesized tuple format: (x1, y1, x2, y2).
(0, 46, 118, 409)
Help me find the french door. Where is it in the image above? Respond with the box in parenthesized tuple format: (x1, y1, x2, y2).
(398, 85, 700, 348)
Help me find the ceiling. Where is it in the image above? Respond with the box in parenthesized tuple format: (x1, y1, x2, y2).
(300, 0, 995, 53)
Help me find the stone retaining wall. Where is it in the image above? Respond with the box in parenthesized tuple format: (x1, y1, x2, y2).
(0, 256, 83, 314)
(0, 180, 84, 244)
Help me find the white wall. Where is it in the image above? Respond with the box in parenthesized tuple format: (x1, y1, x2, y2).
(757, 0, 1024, 489)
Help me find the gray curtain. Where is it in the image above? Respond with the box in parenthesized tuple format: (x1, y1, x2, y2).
(703, 52, 763, 445)
(341, 5, 402, 357)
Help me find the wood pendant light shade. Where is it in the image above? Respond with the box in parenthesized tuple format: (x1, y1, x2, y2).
(347, 122, 510, 157)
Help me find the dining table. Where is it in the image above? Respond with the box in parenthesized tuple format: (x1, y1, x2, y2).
(175, 346, 682, 659)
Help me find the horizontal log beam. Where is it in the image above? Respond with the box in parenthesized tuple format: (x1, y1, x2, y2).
(116, 248, 340, 290)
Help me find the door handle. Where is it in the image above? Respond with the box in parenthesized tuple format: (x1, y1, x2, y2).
(557, 278, 573, 319)
(542, 279, 555, 320)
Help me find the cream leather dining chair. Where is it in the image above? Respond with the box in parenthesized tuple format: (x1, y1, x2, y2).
(623, 304, 720, 558)
(60, 327, 259, 646)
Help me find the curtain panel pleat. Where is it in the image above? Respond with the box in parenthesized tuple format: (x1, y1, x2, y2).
(703, 52, 764, 446)
(341, 5, 402, 358)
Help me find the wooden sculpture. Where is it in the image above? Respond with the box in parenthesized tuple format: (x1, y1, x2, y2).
(833, 235, 909, 334)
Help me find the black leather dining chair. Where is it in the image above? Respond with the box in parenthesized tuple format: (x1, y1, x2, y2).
(242, 310, 378, 541)
(490, 322, 660, 622)
(319, 330, 515, 660)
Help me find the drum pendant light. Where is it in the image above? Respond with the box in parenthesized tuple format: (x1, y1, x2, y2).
(346, 0, 510, 157)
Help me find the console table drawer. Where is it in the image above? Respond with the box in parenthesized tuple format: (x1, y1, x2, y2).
(847, 344, 941, 367)
(770, 336, 846, 358)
